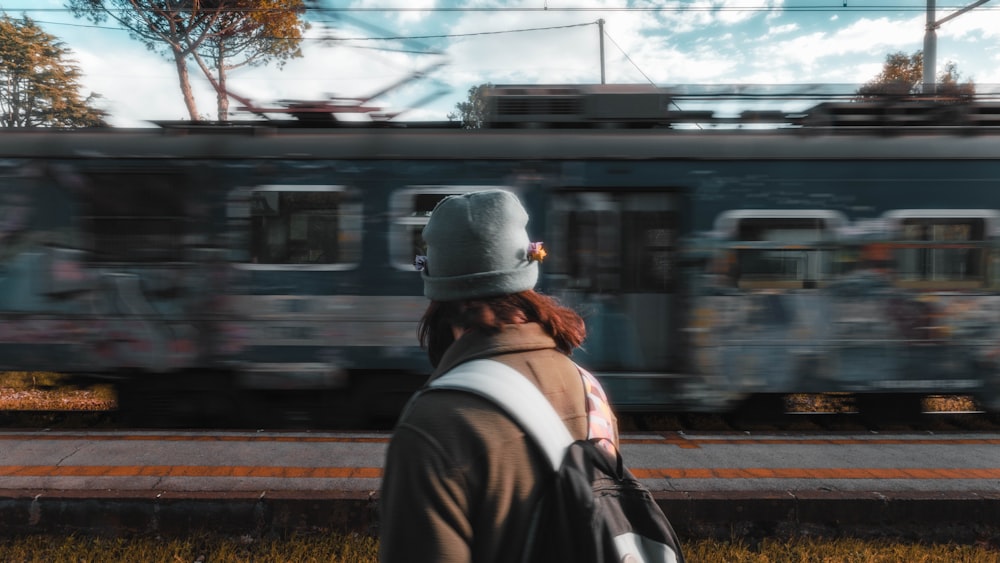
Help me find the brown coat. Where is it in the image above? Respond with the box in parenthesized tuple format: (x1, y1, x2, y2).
(379, 323, 606, 563)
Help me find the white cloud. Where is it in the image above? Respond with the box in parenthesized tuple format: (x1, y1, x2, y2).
(714, 0, 785, 26)
(937, 5, 1000, 40)
(349, 0, 438, 26)
(67, 31, 196, 126)
(650, 0, 784, 34)
(744, 16, 924, 83)
(765, 22, 799, 37)
(443, 10, 603, 85)
(37, 1, 1000, 125)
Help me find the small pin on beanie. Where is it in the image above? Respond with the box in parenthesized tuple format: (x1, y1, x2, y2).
(421, 189, 539, 301)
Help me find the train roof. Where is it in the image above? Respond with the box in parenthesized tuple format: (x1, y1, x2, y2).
(482, 84, 1000, 129)
(5, 83, 1000, 161)
(1, 125, 1000, 161)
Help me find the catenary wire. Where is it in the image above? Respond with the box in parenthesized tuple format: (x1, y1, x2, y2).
(9, 4, 1000, 14)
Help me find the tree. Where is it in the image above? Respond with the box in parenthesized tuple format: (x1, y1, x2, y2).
(447, 83, 492, 129)
(190, 0, 308, 120)
(857, 51, 975, 100)
(857, 51, 922, 98)
(0, 15, 106, 127)
(936, 61, 976, 99)
(67, 0, 308, 121)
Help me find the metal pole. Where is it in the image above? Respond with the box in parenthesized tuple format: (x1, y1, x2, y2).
(923, 0, 992, 95)
(923, 0, 936, 94)
(598, 19, 606, 84)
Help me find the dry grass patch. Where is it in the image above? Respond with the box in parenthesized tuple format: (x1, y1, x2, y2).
(0, 532, 378, 563)
(924, 394, 979, 412)
(786, 393, 980, 414)
(786, 393, 855, 413)
(687, 537, 1000, 562)
(0, 372, 115, 411)
(0, 535, 997, 562)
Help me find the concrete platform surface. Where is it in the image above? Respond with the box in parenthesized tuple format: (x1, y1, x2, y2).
(1, 429, 998, 540)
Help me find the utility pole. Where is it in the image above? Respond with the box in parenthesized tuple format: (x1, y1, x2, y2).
(923, 0, 992, 94)
(923, 0, 936, 94)
(598, 19, 606, 84)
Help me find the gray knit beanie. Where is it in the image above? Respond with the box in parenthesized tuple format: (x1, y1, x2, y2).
(421, 189, 539, 301)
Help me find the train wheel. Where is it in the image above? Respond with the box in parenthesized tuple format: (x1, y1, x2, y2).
(726, 393, 788, 424)
(856, 393, 924, 426)
(343, 371, 427, 430)
(116, 370, 243, 429)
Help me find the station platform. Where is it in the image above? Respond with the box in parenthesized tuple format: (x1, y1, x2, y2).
(1, 429, 999, 540)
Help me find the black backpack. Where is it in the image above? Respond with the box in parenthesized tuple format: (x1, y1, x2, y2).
(431, 359, 685, 563)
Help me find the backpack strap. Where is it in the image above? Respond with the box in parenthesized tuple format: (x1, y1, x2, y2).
(430, 358, 573, 471)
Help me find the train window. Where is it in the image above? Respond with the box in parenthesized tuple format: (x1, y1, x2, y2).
(623, 210, 676, 291)
(81, 171, 188, 262)
(884, 210, 995, 289)
(244, 185, 361, 268)
(716, 210, 844, 289)
(563, 207, 620, 291)
(550, 192, 677, 293)
(389, 186, 511, 270)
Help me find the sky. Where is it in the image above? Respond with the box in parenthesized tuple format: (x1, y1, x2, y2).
(14, 1, 1000, 127)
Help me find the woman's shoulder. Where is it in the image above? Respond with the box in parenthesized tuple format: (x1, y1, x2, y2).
(398, 386, 528, 459)
(477, 349, 590, 440)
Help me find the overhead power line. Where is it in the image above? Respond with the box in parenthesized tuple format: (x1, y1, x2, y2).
(602, 31, 655, 86)
(320, 22, 594, 42)
(9, 4, 1000, 14)
(35, 17, 599, 46)
(305, 4, 1000, 12)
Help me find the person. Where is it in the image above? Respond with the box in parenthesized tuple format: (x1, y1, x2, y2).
(379, 189, 619, 563)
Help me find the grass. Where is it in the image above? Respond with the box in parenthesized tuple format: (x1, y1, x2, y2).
(0, 533, 379, 563)
(686, 537, 1000, 562)
(785, 393, 980, 413)
(0, 534, 997, 562)
(0, 372, 115, 411)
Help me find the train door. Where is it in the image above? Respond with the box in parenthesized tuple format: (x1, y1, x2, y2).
(223, 183, 363, 413)
(544, 190, 682, 409)
(47, 163, 224, 426)
(0, 164, 203, 374)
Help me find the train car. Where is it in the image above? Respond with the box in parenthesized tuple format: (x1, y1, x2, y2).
(2, 85, 1000, 425)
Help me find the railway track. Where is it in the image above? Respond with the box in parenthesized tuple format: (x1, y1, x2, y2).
(3, 373, 998, 431)
(2, 406, 998, 433)
(625, 410, 1000, 433)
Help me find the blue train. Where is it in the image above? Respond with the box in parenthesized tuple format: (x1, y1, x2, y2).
(2, 85, 1000, 425)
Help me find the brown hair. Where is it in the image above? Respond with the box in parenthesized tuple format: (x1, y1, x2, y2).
(418, 290, 587, 367)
